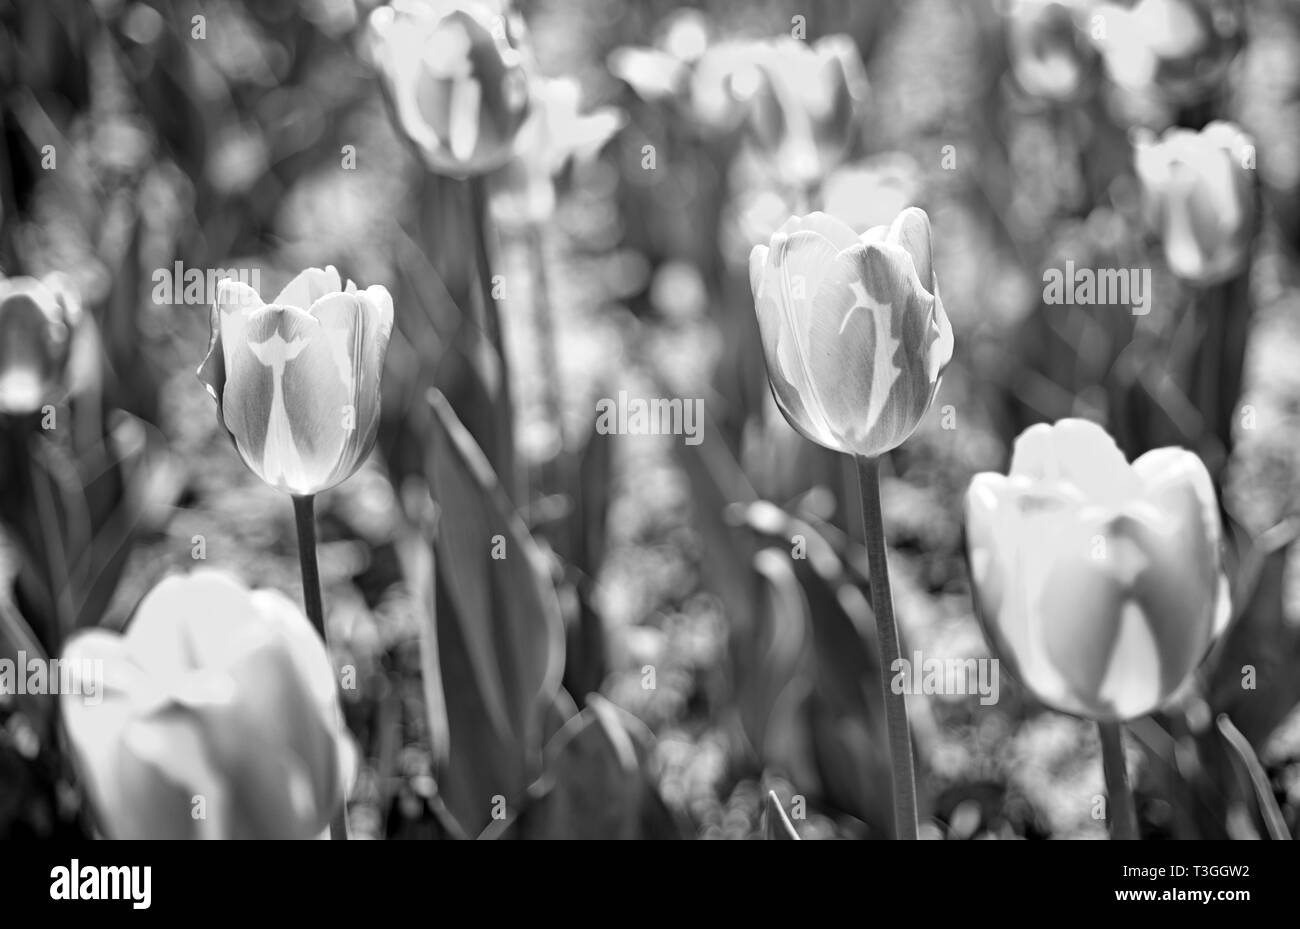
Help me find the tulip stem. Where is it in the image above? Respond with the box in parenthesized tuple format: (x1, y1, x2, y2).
(1099, 721, 1138, 840)
(855, 455, 919, 840)
(466, 175, 519, 499)
(291, 494, 349, 841)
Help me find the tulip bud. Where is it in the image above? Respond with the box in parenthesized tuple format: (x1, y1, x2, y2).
(737, 35, 869, 189)
(197, 266, 394, 496)
(1004, 0, 1099, 103)
(60, 570, 350, 839)
(965, 419, 1230, 721)
(1134, 121, 1257, 285)
(368, 0, 531, 177)
(0, 273, 80, 416)
(749, 208, 953, 458)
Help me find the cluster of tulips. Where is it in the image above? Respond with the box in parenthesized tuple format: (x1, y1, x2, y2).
(749, 203, 1231, 839)
(0, 0, 1280, 841)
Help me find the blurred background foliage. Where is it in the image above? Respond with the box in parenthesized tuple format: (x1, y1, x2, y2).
(2, 0, 1300, 839)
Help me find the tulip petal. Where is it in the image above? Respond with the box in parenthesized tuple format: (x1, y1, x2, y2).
(372, 10, 444, 157)
(116, 706, 231, 838)
(448, 76, 484, 163)
(777, 211, 859, 250)
(307, 290, 391, 487)
(198, 279, 265, 419)
(1008, 418, 1140, 506)
(607, 46, 690, 103)
(60, 631, 150, 837)
(210, 627, 341, 836)
(128, 570, 263, 679)
(249, 590, 339, 718)
(750, 232, 842, 447)
(273, 266, 342, 310)
(1127, 447, 1228, 666)
(887, 207, 934, 293)
(350, 285, 395, 452)
(1037, 512, 1161, 718)
(966, 476, 1087, 713)
(220, 304, 351, 493)
(807, 241, 939, 456)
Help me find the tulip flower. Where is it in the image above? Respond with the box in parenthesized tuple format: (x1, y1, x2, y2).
(60, 570, 350, 839)
(197, 265, 394, 497)
(1091, 0, 1243, 105)
(492, 76, 626, 226)
(608, 8, 761, 135)
(1004, 0, 1099, 103)
(0, 273, 81, 416)
(748, 206, 952, 840)
(965, 418, 1230, 721)
(1134, 121, 1257, 285)
(749, 208, 953, 459)
(738, 35, 869, 192)
(368, 0, 531, 177)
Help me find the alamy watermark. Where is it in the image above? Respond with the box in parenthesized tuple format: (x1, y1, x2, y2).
(50, 859, 151, 909)
(1043, 260, 1151, 316)
(594, 390, 704, 445)
(890, 652, 999, 706)
(0, 651, 103, 705)
(152, 262, 261, 306)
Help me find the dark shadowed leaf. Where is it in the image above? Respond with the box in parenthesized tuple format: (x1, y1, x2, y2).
(1206, 521, 1300, 745)
(410, 391, 564, 838)
(527, 694, 644, 839)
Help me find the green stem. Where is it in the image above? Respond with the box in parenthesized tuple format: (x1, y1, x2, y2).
(466, 176, 505, 365)
(855, 455, 918, 839)
(466, 175, 518, 499)
(1099, 721, 1137, 840)
(292, 494, 349, 841)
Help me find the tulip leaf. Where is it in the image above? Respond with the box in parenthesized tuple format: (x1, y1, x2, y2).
(741, 546, 813, 779)
(419, 391, 565, 838)
(764, 790, 800, 840)
(1215, 714, 1291, 841)
(669, 404, 760, 644)
(556, 419, 613, 701)
(738, 503, 893, 836)
(0, 591, 52, 732)
(526, 694, 644, 839)
(1206, 522, 1300, 745)
(525, 694, 685, 839)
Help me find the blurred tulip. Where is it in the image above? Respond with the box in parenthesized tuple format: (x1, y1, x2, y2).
(492, 76, 626, 225)
(1004, 0, 1100, 103)
(1134, 121, 1257, 284)
(965, 418, 1230, 721)
(608, 8, 762, 135)
(738, 35, 869, 191)
(197, 266, 394, 496)
(0, 273, 81, 416)
(61, 570, 350, 839)
(1092, 0, 1243, 104)
(749, 208, 953, 458)
(368, 0, 531, 177)
(821, 153, 922, 235)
